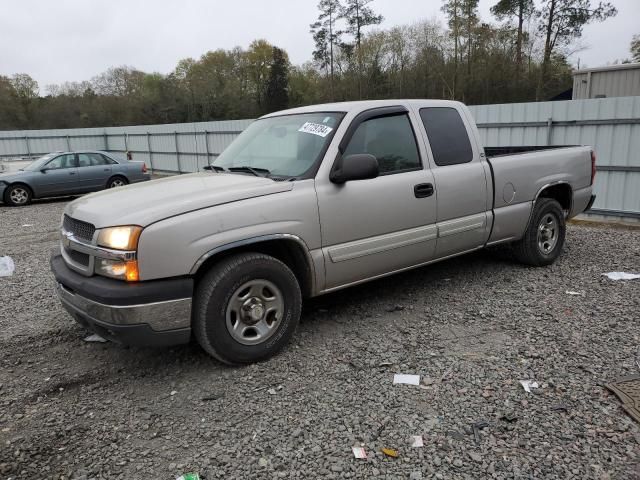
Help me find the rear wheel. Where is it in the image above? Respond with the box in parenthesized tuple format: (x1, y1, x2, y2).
(4, 184, 32, 206)
(193, 253, 302, 364)
(513, 198, 565, 266)
(107, 176, 128, 188)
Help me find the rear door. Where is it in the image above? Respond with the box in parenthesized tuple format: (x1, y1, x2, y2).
(316, 106, 438, 291)
(77, 152, 114, 191)
(35, 154, 79, 196)
(415, 105, 491, 257)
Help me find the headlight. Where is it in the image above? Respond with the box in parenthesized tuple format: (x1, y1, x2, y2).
(97, 226, 142, 251)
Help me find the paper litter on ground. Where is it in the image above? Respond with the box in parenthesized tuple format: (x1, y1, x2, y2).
(410, 435, 424, 447)
(352, 446, 367, 459)
(603, 272, 640, 281)
(84, 334, 107, 343)
(0, 256, 15, 277)
(519, 380, 539, 393)
(393, 374, 420, 385)
(565, 290, 584, 296)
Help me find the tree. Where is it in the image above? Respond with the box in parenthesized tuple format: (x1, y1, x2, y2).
(490, 0, 535, 74)
(538, 0, 617, 98)
(631, 34, 640, 62)
(342, 0, 383, 98)
(310, 0, 343, 99)
(441, 0, 462, 98)
(266, 47, 290, 112)
(246, 39, 275, 113)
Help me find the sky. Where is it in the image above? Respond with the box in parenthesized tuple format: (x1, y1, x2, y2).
(1, 0, 638, 91)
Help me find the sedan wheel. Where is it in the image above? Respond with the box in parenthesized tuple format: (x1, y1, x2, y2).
(5, 185, 32, 206)
(108, 177, 127, 188)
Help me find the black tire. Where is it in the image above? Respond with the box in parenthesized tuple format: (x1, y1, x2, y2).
(107, 176, 128, 188)
(3, 184, 32, 206)
(513, 198, 566, 266)
(193, 253, 302, 364)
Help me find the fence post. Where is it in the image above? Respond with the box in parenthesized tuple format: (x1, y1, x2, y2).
(24, 136, 31, 158)
(546, 117, 553, 146)
(204, 131, 211, 167)
(174, 131, 181, 173)
(146, 132, 153, 171)
(104, 132, 109, 151)
(66, 135, 71, 151)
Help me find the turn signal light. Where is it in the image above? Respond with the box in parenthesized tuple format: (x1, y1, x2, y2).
(125, 261, 139, 282)
(141, 163, 148, 173)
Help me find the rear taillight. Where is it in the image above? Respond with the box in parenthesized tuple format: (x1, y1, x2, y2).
(590, 151, 596, 185)
(142, 163, 148, 173)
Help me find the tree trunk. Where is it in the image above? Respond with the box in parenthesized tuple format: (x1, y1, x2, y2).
(538, 0, 555, 100)
(516, 1, 523, 75)
(329, 5, 335, 100)
(356, 1, 362, 99)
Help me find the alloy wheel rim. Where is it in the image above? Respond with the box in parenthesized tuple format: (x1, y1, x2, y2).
(10, 187, 28, 205)
(537, 213, 559, 255)
(110, 179, 125, 188)
(225, 279, 284, 346)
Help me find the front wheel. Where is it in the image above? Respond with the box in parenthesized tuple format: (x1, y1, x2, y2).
(4, 184, 32, 206)
(193, 253, 302, 364)
(513, 198, 566, 266)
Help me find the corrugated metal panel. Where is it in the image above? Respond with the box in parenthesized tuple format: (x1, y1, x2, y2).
(572, 65, 640, 99)
(469, 96, 640, 221)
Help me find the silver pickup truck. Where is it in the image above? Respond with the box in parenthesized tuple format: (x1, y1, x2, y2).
(51, 100, 596, 364)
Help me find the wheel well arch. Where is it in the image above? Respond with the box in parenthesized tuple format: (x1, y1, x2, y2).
(536, 182, 572, 213)
(192, 236, 315, 298)
(6, 182, 34, 197)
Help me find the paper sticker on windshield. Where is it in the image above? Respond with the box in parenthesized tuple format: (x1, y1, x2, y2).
(298, 122, 333, 138)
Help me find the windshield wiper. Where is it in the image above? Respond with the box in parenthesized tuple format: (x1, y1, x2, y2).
(228, 166, 271, 177)
(203, 165, 227, 172)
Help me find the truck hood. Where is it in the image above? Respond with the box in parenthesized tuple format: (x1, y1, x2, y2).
(66, 173, 294, 228)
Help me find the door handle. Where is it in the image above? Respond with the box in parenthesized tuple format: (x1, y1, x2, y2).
(69, 171, 76, 175)
(414, 183, 434, 198)
(104, 168, 110, 171)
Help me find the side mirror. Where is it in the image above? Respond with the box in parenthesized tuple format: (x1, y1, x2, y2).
(330, 153, 379, 184)
(40, 168, 48, 173)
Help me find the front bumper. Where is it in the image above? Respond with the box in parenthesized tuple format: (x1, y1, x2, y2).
(51, 252, 193, 347)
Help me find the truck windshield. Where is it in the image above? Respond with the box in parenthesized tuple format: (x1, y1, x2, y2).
(213, 112, 344, 178)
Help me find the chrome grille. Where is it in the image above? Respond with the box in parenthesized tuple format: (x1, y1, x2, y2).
(63, 215, 95, 242)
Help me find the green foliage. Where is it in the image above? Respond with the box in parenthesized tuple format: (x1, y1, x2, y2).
(266, 47, 290, 113)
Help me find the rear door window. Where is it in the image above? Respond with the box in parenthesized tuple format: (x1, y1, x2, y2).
(419, 108, 473, 166)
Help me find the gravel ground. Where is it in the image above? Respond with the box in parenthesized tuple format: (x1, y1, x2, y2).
(1, 198, 639, 480)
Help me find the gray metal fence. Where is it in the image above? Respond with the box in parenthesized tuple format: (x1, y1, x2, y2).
(1, 97, 639, 220)
(0, 119, 253, 173)
(468, 96, 640, 221)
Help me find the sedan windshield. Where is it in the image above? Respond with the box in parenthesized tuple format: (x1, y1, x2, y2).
(213, 112, 344, 178)
(23, 154, 57, 171)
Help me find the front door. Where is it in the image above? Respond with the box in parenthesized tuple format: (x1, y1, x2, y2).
(35, 154, 79, 196)
(316, 109, 438, 291)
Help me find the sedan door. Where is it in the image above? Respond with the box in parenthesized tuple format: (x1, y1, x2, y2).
(315, 106, 438, 291)
(34, 154, 80, 196)
(76, 152, 113, 191)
